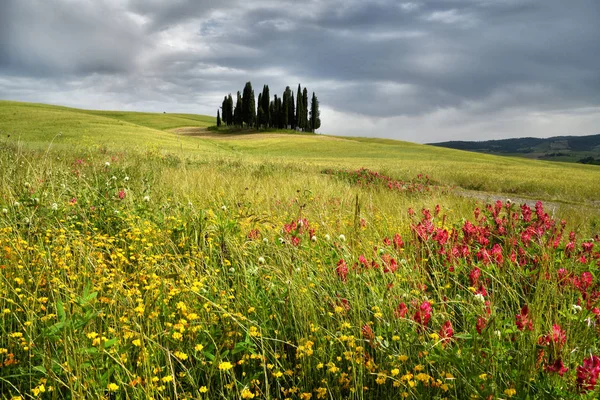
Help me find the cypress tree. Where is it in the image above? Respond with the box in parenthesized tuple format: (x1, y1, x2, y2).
(282, 88, 289, 128)
(234, 91, 243, 127)
(257, 93, 263, 128)
(262, 85, 270, 128)
(269, 99, 275, 129)
(242, 82, 255, 128)
(227, 94, 234, 125)
(302, 88, 309, 131)
(221, 96, 228, 126)
(296, 84, 303, 131)
(248, 88, 256, 128)
(289, 92, 295, 130)
(309, 92, 321, 132)
(217, 110, 221, 127)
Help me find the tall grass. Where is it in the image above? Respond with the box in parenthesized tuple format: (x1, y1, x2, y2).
(1, 142, 600, 399)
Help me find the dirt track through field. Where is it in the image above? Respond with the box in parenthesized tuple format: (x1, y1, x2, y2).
(170, 126, 354, 141)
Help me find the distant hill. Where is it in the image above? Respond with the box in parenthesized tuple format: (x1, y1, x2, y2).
(430, 134, 600, 165)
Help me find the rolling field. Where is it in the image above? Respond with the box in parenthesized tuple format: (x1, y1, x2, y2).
(1, 101, 600, 399)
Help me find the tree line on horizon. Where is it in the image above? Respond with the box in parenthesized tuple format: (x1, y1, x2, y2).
(216, 82, 321, 132)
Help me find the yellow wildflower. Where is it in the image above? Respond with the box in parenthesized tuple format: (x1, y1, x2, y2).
(218, 361, 234, 371)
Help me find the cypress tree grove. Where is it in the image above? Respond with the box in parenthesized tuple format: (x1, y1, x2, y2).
(217, 83, 319, 132)
(309, 92, 321, 132)
(217, 110, 221, 127)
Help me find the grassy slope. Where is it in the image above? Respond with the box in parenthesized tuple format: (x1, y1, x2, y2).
(2, 101, 600, 399)
(1, 100, 599, 204)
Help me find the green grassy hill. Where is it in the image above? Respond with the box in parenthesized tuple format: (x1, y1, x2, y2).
(2, 100, 600, 399)
(1, 100, 599, 204)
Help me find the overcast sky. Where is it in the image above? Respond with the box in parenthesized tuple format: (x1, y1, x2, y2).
(1, 0, 599, 143)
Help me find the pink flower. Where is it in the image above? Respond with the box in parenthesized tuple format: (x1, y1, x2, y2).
(577, 355, 600, 392)
(538, 324, 566, 349)
(336, 259, 348, 282)
(469, 267, 481, 287)
(546, 358, 569, 376)
(118, 190, 126, 199)
(414, 301, 432, 329)
(515, 304, 533, 331)
(382, 255, 398, 273)
(393, 233, 404, 249)
(394, 302, 408, 319)
(439, 320, 453, 344)
(362, 324, 375, 343)
(476, 317, 486, 334)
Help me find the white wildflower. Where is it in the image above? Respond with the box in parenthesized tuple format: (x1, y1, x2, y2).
(325, 234, 331, 241)
(338, 234, 346, 242)
(474, 293, 485, 303)
(311, 235, 317, 242)
(51, 203, 58, 211)
(258, 257, 266, 265)
(221, 205, 227, 211)
(143, 196, 150, 202)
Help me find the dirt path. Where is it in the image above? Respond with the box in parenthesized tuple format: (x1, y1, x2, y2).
(454, 188, 600, 214)
(170, 126, 354, 141)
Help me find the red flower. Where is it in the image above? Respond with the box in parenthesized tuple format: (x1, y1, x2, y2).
(469, 267, 481, 287)
(394, 302, 408, 319)
(382, 255, 398, 273)
(414, 301, 432, 329)
(538, 324, 566, 349)
(515, 304, 533, 331)
(362, 324, 375, 343)
(247, 229, 260, 240)
(118, 190, 126, 199)
(476, 317, 486, 334)
(393, 233, 404, 249)
(577, 355, 600, 392)
(546, 358, 569, 376)
(336, 259, 348, 282)
(439, 320, 453, 343)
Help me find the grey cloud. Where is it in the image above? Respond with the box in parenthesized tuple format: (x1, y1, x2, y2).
(0, 0, 599, 142)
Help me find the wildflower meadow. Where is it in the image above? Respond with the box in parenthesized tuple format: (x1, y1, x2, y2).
(1, 133, 600, 399)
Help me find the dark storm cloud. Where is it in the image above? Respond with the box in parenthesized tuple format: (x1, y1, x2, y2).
(1, 0, 599, 141)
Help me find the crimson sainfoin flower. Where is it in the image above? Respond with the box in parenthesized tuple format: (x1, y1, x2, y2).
(336, 259, 348, 282)
(577, 355, 600, 392)
(439, 320, 453, 344)
(515, 304, 533, 331)
(414, 301, 432, 328)
(394, 302, 408, 319)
